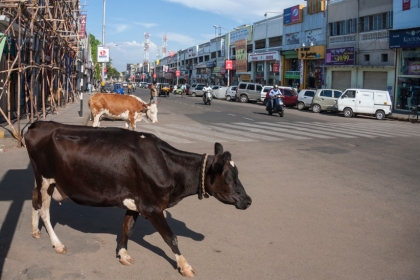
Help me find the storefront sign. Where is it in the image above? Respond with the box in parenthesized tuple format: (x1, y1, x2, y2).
(403, 0, 410, 10)
(408, 61, 420, 75)
(220, 67, 226, 75)
(389, 28, 420, 48)
(176, 70, 180, 77)
(283, 5, 303, 25)
(273, 64, 279, 73)
(248, 51, 279, 62)
(214, 67, 221, 73)
(206, 61, 215, 68)
(286, 33, 300, 45)
(298, 46, 325, 60)
(230, 26, 252, 44)
(326, 47, 355, 65)
(241, 74, 251, 81)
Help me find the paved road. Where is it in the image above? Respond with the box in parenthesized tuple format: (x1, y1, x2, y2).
(1, 91, 419, 279)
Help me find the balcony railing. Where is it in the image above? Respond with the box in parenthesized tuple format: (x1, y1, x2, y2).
(360, 30, 389, 41)
(329, 34, 356, 44)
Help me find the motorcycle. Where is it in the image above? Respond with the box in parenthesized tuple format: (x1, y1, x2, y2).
(203, 89, 212, 105)
(266, 94, 284, 117)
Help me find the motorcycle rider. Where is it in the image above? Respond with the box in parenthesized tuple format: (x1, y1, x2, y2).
(268, 84, 283, 111)
(203, 83, 212, 103)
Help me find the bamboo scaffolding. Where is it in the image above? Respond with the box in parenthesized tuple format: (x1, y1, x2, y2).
(0, 0, 81, 147)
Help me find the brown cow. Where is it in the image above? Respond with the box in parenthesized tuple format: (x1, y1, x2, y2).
(88, 93, 159, 130)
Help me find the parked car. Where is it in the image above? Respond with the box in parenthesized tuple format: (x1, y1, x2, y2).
(225, 86, 238, 101)
(122, 82, 128, 87)
(337, 88, 393, 120)
(311, 89, 343, 113)
(235, 82, 263, 103)
(262, 86, 298, 107)
(261, 86, 273, 104)
(297, 89, 316, 110)
(139, 82, 148, 88)
(190, 84, 206, 97)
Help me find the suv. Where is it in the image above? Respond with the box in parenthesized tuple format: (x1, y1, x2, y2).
(297, 89, 316, 110)
(235, 82, 263, 103)
(311, 89, 343, 113)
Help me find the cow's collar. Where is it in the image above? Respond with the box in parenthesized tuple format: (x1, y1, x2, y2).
(198, 153, 209, 200)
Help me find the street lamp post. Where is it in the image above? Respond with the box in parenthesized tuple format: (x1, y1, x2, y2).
(101, 0, 106, 83)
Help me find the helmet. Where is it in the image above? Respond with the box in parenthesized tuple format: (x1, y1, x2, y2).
(274, 84, 278, 88)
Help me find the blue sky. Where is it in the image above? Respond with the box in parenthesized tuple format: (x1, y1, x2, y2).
(85, 0, 306, 72)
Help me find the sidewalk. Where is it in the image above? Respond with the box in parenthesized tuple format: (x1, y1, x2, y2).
(0, 91, 92, 139)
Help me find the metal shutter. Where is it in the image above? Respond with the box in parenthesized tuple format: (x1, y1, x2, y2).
(363, 72, 387, 91)
(332, 71, 351, 91)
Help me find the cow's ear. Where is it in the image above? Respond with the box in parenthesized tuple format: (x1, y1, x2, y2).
(214, 142, 223, 155)
(222, 151, 231, 162)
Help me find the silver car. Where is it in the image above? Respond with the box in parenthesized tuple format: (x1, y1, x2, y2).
(297, 89, 316, 110)
(311, 89, 343, 113)
(225, 86, 237, 101)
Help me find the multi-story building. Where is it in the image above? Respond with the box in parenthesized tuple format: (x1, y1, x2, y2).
(326, 0, 394, 91)
(389, 0, 420, 112)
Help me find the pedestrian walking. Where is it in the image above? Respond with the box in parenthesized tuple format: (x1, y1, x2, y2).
(181, 82, 187, 98)
(88, 83, 92, 95)
(150, 80, 158, 103)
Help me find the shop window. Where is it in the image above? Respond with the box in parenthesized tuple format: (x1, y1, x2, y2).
(257, 63, 264, 72)
(381, 53, 388, 62)
(364, 54, 370, 62)
(255, 39, 265, 50)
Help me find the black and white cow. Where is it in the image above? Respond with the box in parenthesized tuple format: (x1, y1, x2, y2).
(24, 121, 252, 278)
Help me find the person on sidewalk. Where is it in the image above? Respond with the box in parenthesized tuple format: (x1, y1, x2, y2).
(88, 83, 92, 95)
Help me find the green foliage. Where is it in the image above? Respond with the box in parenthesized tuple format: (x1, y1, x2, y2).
(89, 34, 120, 81)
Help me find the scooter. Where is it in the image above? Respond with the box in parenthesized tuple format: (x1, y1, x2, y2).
(203, 89, 212, 105)
(266, 95, 284, 117)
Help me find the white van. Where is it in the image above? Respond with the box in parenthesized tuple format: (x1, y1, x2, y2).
(337, 88, 393, 120)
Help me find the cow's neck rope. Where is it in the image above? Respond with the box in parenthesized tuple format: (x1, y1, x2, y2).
(199, 153, 209, 200)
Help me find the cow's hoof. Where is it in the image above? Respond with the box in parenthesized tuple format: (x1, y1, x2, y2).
(31, 231, 41, 239)
(179, 265, 196, 278)
(54, 245, 67, 254)
(118, 249, 134, 266)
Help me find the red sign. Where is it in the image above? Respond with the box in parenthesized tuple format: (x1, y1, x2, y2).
(273, 63, 279, 73)
(169, 51, 174, 57)
(176, 70, 180, 77)
(79, 14, 87, 39)
(403, 0, 410, 10)
(225, 60, 233, 70)
(153, 74, 156, 78)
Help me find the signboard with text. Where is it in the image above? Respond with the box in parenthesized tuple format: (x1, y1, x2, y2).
(235, 39, 247, 72)
(225, 60, 233, 70)
(79, 14, 87, 39)
(403, 0, 410, 10)
(326, 47, 355, 65)
(97, 46, 109, 63)
(283, 5, 303, 25)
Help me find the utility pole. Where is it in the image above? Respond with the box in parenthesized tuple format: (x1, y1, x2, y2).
(101, 0, 106, 82)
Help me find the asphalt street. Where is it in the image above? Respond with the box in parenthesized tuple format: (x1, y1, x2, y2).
(0, 89, 419, 279)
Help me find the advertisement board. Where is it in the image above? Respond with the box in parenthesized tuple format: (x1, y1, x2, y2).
(235, 39, 247, 72)
(283, 5, 303, 25)
(97, 46, 109, 63)
(326, 47, 355, 65)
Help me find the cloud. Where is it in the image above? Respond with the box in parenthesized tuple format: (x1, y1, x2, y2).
(163, 0, 297, 20)
(111, 24, 129, 33)
(133, 22, 158, 29)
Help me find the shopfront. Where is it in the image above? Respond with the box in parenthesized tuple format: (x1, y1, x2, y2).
(389, 28, 420, 111)
(298, 46, 325, 90)
(282, 50, 300, 88)
(248, 51, 280, 85)
(326, 47, 355, 91)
